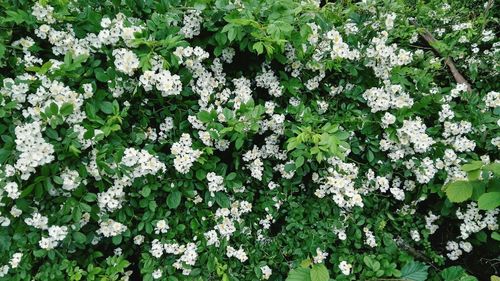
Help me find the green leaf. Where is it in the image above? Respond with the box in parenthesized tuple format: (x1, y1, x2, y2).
(253, 42, 264, 55)
(295, 156, 305, 168)
(215, 192, 230, 208)
(196, 169, 206, 180)
(235, 137, 244, 150)
(73, 232, 87, 243)
(478, 192, 500, 210)
(310, 264, 329, 281)
(197, 110, 212, 123)
(401, 261, 429, 281)
(60, 103, 74, 116)
(226, 172, 237, 181)
(167, 191, 182, 209)
(99, 101, 114, 114)
(461, 161, 483, 172)
(286, 267, 311, 281)
(492, 232, 500, 241)
(445, 181, 473, 203)
(94, 68, 109, 82)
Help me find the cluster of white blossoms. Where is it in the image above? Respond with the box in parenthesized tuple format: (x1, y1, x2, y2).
(0, 253, 23, 278)
(113, 48, 140, 76)
(396, 117, 435, 154)
(97, 219, 127, 237)
(445, 240, 472, 260)
(255, 67, 283, 97)
(260, 265, 272, 280)
(456, 202, 499, 240)
(60, 168, 80, 191)
(180, 10, 203, 39)
(366, 31, 413, 79)
(139, 69, 182, 97)
(425, 212, 440, 234)
(120, 148, 166, 178)
(483, 90, 500, 108)
(154, 219, 169, 234)
(226, 245, 248, 262)
(206, 172, 226, 196)
(14, 121, 55, 180)
(313, 157, 363, 209)
(363, 227, 377, 248)
(242, 146, 264, 181)
(2, 182, 20, 200)
(339, 260, 352, 275)
(313, 248, 329, 264)
(442, 121, 476, 152)
(171, 133, 203, 174)
(150, 240, 198, 275)
(362, 83, 413, 113)
(39, 225, 69, 250)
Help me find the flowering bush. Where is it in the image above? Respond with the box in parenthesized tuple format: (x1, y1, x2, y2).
(0, 0, 499, 280)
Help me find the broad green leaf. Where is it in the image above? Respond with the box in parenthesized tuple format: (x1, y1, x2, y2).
(167, 191, 182, 209)
(445, 181, 473, 203)
(295, 156, 305, 168)
(215, 192, 230, 208)
(478, 192, 500, 210)
(286, 267, 311, 281)
(310, 264, 329, 281)
(401, 261, 429, 281)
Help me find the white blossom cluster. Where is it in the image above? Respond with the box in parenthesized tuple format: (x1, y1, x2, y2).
(365, 31, 413, 79)
(97, 219, 127, 237)
(0, 253, 23, 278)
(14, 121, 55, 180)
(139, 69, 182, 97)
(255, 67, 283, 97)
(226, 245, 248, 262)
(206, 172, 226, 196)
(339, 260, 352, 275)
(363, 227, 378, 248)
(39, 225, 69, 250)
(260, 265, 272, 280)
(312, 157, 364, 209)
(113, 48, 140, 76)
(180, 10, 203, 39)
(362, 83, 413, 113)
(151, 240, 198, 275)
(313, 248, 328, 264)
(445, 240, 472, 260)
(171, 133, 203, 174)
(425, 212, 440, 234)
(456, 202, 499, 239)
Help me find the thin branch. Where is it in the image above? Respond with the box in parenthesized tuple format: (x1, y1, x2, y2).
(411, 20, 472, 92)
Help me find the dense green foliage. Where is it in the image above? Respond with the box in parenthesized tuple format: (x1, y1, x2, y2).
(0, 0, 498, 280)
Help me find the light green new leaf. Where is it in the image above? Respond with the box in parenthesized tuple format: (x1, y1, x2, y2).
(478, 192, 500, 210)
(445, 181, 473, 203)
(310, 264, 329, 281)
(286, 267, 311, 281)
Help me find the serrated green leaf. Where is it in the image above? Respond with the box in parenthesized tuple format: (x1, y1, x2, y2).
(401, 261, 429, 281)
(286, 267, 311, 281)
(310, 264, 329, 281)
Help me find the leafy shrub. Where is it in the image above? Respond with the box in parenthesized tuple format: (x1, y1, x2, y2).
(0, 0, 498, 280)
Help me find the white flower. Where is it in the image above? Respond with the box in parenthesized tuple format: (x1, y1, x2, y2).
(112, 48, 140, 76)
(339, 261, 352, 275)
(261, 265, 272, 280)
